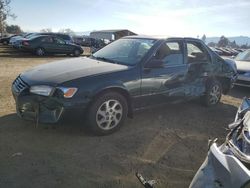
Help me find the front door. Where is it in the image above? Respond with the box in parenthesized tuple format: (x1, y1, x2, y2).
(138, 40, 189, 108)
(52, 37, 71, 54)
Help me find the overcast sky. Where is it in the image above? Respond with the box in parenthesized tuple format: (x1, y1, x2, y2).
(7, 0, 250, 37)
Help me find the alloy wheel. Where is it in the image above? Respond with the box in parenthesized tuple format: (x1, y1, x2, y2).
(209, 85, 221, 105)
(96, 99, 123, 130)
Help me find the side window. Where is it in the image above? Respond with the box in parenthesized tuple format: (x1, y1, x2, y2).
(137, 42, 154, 57)
(155, 41, 183, 65)
(41, 36, 53, 43)
(54, 37, 65, 44)
(187, 42, 210, 63)
(58, 34, 70, 41)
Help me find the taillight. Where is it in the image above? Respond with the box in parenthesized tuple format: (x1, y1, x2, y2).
(22, 41, 29, 46)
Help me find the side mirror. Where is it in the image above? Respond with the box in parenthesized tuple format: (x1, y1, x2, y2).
(144, 59, 164, 68)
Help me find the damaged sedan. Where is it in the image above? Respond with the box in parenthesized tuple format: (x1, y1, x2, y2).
(12, 36, 237, 135)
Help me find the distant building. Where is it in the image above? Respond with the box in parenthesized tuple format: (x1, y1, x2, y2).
(90, 29, 137, 41)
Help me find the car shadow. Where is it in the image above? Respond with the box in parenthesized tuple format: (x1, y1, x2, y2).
(0, 113, 91, 137)
(0, 100, 238, 139)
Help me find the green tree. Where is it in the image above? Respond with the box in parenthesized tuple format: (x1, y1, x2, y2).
(201, 34, 206, 43)
(218, 36, 229, 47)
(59, 28, 75, 35)
(40, 28, 52, 33)
(6, 24, 21, 34)
(0, 0, 16, 36)
(229, 40, 238, 48)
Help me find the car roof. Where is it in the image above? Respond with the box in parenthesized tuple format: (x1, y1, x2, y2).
(123, 35, 203, 42)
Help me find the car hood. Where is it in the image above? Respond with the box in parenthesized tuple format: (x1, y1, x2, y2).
(21, 57, 129, 85)
(235, 60, 250, 72)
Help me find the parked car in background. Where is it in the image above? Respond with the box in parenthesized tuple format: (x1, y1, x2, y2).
(0, 34, 18, 45)
(225, 48, 239, 56)
(9, 34, 27, 46)
(12, 33, 36, 48)
(12, 36, 237, 135)
(234, 49, 250, 87)
(47, 33, 73, 44)
(82, 36, 106, 48)
(21, 35, 83, 56)
(11, 33, 74, 49)
(209, 47, 223, 55)
(215, 47, 232, 56)
(72, 36, 84, 45)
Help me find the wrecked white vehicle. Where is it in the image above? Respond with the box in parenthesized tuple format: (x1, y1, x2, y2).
(137, 97, 250, 188)
(190, 97, 250, 188)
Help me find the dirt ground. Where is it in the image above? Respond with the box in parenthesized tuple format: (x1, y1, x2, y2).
(0, 45, 249, 188)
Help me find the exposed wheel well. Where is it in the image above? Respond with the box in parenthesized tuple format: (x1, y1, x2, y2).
(91, 87, 133, 118)
(215, 77, 231, 94)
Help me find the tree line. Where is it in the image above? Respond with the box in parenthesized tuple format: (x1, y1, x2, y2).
(201, 34, 249, 49)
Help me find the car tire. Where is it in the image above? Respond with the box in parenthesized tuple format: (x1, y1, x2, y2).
(35, 47, 45, 56)
(202, 80, 222, 106)
(87, 92, 128, 135)
(73, 49, 81, 57)
(3, 41, 8, 45)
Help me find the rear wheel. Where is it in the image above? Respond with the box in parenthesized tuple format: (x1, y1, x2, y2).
(3, 41, 8, 45)
(87, 92, 128, 135)
(35, 47, 45, 56)
(202, 80, 222, 106)
(73, 49, 81, 57)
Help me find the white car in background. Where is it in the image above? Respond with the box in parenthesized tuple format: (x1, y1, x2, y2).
(234, 49, 250, 87)
(9, 33, 33, 47)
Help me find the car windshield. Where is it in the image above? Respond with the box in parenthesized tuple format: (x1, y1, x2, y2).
(235, 50, 250, 61)
(92, 38, 156, 65)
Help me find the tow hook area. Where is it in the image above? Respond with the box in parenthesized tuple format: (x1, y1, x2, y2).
(17, 95, 64, 125)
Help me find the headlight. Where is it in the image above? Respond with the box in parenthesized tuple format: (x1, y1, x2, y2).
(30, 85, 54, 96)
(58, 87, 78, 98)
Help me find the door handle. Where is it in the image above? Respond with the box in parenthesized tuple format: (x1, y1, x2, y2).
(202, 72, 208, 77)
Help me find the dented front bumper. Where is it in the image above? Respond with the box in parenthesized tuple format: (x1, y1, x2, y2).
(12, 85, 88, 123)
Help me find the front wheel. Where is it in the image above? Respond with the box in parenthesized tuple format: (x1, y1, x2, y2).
(87, 92, 128, 135)
(202, 80, 222, 106)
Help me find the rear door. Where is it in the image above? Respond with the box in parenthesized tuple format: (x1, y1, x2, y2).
(52, 37, 72, 54)
(138, 39, 189, 107)
(40, 36, 55, 53)
(184, 39, 213, 97)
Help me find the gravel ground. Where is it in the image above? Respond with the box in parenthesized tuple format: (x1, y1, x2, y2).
(0, 45, 249, 188)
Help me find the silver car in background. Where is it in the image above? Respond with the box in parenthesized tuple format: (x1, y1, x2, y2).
(235, 50, 250, 87)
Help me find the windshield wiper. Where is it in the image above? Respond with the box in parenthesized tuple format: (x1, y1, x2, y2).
(92, 56, 118, 64)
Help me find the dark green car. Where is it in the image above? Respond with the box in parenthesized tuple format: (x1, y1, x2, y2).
(12, 36, 237, 135)
(21, 35, 83, 56)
